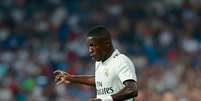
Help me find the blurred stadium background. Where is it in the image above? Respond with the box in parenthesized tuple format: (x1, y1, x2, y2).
(0, 0, 201, 101)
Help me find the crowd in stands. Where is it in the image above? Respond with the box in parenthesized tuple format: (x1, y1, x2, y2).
(0, 0, 200, 101)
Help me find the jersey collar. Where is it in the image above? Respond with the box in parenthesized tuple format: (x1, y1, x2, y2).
(101, 49, 120, 64)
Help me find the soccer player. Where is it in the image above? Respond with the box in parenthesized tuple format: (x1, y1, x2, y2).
(54, 25, 138, 101)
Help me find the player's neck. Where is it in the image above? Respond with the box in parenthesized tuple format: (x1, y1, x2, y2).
(101, 48, 114, 62)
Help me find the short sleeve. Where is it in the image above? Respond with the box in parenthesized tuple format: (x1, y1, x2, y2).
(117, 60, 137, 83)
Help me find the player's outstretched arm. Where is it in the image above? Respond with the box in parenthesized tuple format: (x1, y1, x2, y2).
(111, 80, 138, 101)
(54, 70, 96, 87)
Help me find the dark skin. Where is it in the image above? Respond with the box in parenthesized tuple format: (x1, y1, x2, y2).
(54, 36, 138, 101)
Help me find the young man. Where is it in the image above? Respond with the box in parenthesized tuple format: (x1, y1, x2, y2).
(54, 26, 138, 101)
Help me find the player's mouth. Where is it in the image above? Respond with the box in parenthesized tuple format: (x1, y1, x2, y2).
(90, 54, 95, 58)
(90, 53, 97, 59)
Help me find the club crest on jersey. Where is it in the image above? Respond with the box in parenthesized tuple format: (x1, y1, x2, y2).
(104, 69, 109, 77)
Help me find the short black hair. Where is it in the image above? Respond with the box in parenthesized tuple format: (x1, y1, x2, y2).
(87, 25, 111, 39)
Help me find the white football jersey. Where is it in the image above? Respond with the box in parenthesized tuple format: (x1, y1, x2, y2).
(95, 49, 137, 101)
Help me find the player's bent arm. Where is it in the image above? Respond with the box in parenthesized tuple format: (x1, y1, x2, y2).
(68, 75, 96, 87)
(111, 80, 138, 101)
